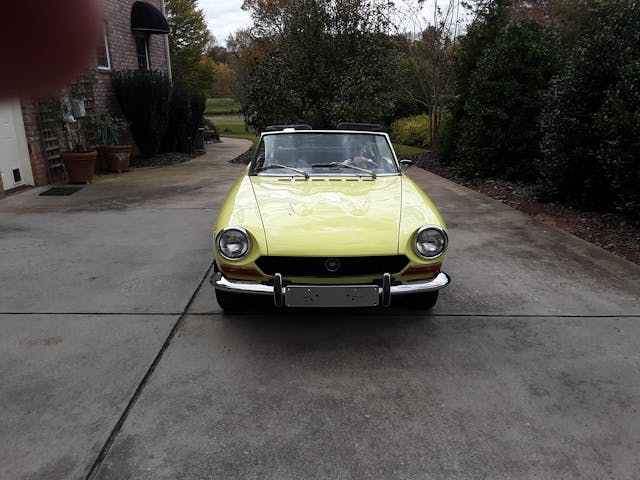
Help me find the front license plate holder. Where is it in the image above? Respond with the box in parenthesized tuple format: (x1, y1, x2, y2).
(284, 285, 379, 307)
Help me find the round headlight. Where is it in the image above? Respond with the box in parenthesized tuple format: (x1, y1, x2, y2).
(216, 227, 250, 260)
(415, 226, 447, 259)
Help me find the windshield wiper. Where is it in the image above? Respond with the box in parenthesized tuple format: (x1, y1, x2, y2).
(311, 162, 376, 179)
(259, 164, 309, 179)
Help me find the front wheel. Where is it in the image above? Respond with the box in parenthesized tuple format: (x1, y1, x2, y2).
(215, 289, 245, 311)
(402, 291, 439, 310)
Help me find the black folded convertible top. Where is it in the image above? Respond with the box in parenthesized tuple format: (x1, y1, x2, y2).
(335, 123, 385, 132)
(264, 124, 313, 132)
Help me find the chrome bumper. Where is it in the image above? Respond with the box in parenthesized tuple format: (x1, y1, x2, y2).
(211, 271, 450, 305)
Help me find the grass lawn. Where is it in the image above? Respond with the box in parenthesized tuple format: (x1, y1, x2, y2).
(207, 111, 426, 156)
(206, 114, 249, 134)
(220, 133, 259, 150)
(393, 143, 428, 158)
(205, 99, 242, 115)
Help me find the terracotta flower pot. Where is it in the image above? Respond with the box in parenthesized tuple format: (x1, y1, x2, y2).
(62, 151, 98, 184)
(102, 145, 131, 173)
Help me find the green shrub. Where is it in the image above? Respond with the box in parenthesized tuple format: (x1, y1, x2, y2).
(437, 0, 511, 163)
(537, 0, 640, 210)
(454, 20, 560, 181)
(596, 61, 640, 217)
(190, 91, 206, 139)
(163, 84, 207, 153)
(112, 70, 171, 156)
(164, 82, 192, 153)
(391, 115, 432, 148)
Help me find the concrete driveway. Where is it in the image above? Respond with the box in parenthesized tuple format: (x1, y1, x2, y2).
(1, 138, 639, 480)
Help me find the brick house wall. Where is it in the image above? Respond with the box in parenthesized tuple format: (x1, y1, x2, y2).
(95, 0, 170, 114)
(8, 0, 170, 193)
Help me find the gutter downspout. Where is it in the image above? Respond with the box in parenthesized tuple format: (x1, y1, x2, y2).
(162, 0, 172, 80)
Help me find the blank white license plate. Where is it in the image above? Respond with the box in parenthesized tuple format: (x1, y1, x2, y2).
(285, 285, 380, 307)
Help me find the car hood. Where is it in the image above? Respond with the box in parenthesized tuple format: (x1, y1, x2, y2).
(250, 176, 403, 256)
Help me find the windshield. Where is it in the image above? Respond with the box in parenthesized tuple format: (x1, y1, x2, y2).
(254, 132, 400, 176)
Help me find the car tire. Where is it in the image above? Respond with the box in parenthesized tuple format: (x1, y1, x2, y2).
(403, 291, 439, 310)
(215, 289, 244, 311)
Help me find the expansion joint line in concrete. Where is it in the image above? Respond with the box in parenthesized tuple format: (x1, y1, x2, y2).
(187, 313, 640, 318)
(83, 262, 214, 480)
(0, 312, 184, 316)
(1, 312, 639, 318)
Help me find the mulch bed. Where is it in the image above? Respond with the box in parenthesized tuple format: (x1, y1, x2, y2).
(132, 150, 206, 168)
(411, 151, 640, 266)
(229, 150, 254, 165)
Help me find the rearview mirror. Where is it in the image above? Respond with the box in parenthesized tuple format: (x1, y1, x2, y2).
(400, 159, 413, 173)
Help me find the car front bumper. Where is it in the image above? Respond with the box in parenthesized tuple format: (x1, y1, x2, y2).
(211, 271, 450, 307)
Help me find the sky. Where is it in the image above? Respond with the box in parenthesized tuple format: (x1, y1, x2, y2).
(201, 0, 252, 46)
(200, 1, 470, 47)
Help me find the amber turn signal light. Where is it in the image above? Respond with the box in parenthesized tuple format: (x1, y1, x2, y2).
(220, 265, 261, 277)
(404, 263, 441, 277)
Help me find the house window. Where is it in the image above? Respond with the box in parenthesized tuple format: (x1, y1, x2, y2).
(135, 35, 150, 70)
(97, 24, 111, 70)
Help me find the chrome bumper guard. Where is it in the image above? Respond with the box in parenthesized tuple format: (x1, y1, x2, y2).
(211, 271, 450, 306)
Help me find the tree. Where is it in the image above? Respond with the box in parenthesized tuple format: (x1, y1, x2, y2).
(393, 0, 461, 145)
(547, 0, 614, 49)
(207, 44, 231, 64)
(238, 0, 399, 131)
(166, 0, 215, 93)
(437, 0, 511, 162)
(211, 62, 237, 98)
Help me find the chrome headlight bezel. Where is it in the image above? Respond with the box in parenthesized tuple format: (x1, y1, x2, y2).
(414, 225, 448, 259)
(216, 226, 251, 261)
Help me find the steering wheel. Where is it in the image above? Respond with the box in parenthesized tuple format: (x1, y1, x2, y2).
(344, 156, 377, 169)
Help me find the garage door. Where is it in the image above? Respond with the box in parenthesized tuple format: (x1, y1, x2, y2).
(0, 100, 33, 191)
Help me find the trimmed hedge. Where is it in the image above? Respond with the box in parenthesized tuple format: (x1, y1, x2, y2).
(163, 84, 207, 153)
(112, 70, 171, 156)
(164, 82, 192, 153)
(113, 71, 207, 156)
(190, 91, 206, 139)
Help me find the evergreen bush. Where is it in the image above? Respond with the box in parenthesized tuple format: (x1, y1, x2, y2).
(112, 70, 171, 156)
(596, 61, 640, 217)
(190, 91, 206, 139)
(455, 20, 559, 181)
(163, 84, 207, 153)
(537, 0, 640, 210)
(164, 82, 192, 153)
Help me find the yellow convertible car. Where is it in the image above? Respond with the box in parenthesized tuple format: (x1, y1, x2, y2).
(211, 124, 450, 310)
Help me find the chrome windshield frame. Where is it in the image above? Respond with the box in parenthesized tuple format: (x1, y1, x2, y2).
(250, 130, 402, 176)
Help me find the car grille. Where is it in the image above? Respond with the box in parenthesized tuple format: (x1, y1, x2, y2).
(255, 255, 410, 277)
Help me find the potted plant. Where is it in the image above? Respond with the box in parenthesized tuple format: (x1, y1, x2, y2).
(95, 114, 131, 173)
(61, 116, 98, 184)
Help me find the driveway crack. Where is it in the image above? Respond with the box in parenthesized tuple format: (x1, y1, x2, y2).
(84, 262, 214, 480)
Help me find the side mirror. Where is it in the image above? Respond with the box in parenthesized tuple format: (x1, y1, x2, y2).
(400, 159, 413, 173)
